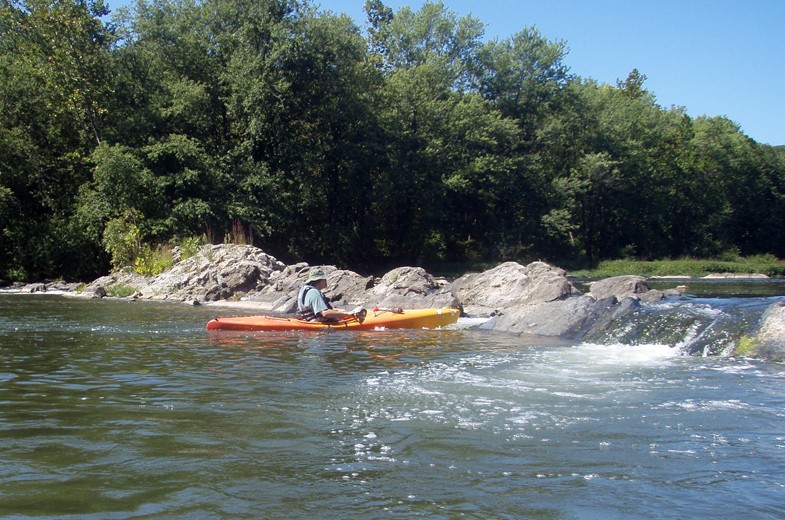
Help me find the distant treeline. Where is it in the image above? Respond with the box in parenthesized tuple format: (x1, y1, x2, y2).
(2, 0, 784, 281)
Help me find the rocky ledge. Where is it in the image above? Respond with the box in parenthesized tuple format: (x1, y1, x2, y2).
(7, 244, 783, 361)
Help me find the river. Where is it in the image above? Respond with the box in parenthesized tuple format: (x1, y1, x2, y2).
(1, 291, 784, 519)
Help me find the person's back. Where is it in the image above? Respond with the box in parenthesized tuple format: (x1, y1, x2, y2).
(297, 280, 333, 321)
(297, 267, 366, 323)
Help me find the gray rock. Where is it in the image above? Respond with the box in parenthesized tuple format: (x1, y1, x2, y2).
(639, 289, 666, 303)
(578, 297, 641, 340)
(588, 275, 649, 301)
(451, 261, 576, 317)
(750, 301, 785, 360)
(64, 246, 672, 344)
(479, 295, 637, 338)
(368, 267, 459, 310)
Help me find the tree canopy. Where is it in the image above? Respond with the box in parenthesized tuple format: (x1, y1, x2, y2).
(1, 0, 783, 280)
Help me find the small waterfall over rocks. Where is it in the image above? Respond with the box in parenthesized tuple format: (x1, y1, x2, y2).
(581, 296, 775, 357)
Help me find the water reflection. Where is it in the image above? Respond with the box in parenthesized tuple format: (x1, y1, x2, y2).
(206, 328, 480, 371)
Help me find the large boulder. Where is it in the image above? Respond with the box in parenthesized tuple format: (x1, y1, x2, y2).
(145, 244, 285, 301)
(478, 294, 640, 338)
(80, 245, 285, 302)
(366, 267, 459, 310)
(451, 261, 577, 316)
(588, 275, 648, 300)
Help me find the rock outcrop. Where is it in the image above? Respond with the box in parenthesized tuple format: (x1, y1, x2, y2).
(745, 301, 785, 361)
(451, 261, 576, 316)
(479, 295, 641, 339)
(26, 243, 776, 358)
(367, 267, 459, 310)
(587, 275, 665, 303)
(83, 244, 285, 303)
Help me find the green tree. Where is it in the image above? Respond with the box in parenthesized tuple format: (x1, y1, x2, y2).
(0, 0, 114, 279)
(473, 27, 571, 140)
(469, 27, 572, 259)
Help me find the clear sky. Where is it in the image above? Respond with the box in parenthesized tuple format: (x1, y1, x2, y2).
(106, 0, 785, 146)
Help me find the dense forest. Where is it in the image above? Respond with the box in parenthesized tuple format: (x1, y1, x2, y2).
(2, 0, 784, 281)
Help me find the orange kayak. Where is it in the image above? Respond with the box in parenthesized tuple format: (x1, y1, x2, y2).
(206, 307, 460, 331)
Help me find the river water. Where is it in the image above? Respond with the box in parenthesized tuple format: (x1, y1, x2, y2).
(1, 292, 784, 519)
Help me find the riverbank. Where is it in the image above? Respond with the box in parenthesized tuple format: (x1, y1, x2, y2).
(3, 245, 784, 361)
(567, 256, 785, 279)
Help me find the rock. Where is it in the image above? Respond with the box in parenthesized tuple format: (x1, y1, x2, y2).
(218, 261, 261, 294)
(325, 268, 375, 305)
(577, 297, 642, 340)
(451, 261, 576, 316)
(747, 301, 785, 360)
(144, 244, 285, 301)
(368, 267, 459, 310)
(639, 289, 665, 303)
(478, 295, 639, 339)
(588, 275, 649, 301)
(373, 267, 436, 296)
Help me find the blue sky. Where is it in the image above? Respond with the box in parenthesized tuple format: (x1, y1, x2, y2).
(107, 0, 785, 146)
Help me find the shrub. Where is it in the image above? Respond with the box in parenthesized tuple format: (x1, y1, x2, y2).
(106, 283, 137, 298)
(103, 211, 141, 270)
(178, 235, 204, 260)
(134, 244, 174, 277)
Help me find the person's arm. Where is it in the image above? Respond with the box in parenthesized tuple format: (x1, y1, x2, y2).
(318, 307, 367, 321)
(318, 308, 351, 319)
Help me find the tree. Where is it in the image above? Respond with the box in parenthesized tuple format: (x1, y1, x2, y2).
(223, 2, 382, 263)
(0, 0, 115, 278)
(473, 27, 571, 140)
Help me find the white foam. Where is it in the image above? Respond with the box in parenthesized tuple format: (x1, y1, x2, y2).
(454, 317, 492, 329)
(563, 342, 682, 366)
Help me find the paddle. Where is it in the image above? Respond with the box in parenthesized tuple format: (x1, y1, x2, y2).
(372, 305, 404, 314)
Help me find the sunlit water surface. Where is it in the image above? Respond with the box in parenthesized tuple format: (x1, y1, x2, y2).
(1, 294, 783, 519)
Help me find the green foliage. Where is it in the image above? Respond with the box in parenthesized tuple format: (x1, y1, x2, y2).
(133, 243, 174, 276)
(105, 283, 138, 298)
(1, 0, 784, 281)
(571, 257, 785, 278)
(102, 212, 141, 270)
(177, 236, 204, 260)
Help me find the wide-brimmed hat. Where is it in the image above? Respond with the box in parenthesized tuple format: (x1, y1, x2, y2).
(306, 267, 327, 283)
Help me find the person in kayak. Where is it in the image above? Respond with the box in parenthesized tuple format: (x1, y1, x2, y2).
(297, 267, 366, 322)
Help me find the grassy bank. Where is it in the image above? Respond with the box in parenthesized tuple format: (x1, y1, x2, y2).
(567, 255, 785, 279)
